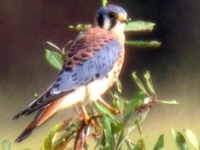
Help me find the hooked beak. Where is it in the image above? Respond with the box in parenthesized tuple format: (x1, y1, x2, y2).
(118, 14, 128, 24)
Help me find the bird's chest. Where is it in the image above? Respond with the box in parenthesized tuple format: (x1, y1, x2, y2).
(84, 48, 125, 103)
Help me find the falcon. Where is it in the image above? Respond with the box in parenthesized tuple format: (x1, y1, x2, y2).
(13, 4, 128, 142)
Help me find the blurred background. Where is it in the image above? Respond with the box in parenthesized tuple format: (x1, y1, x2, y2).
(1, 0, 200, 149)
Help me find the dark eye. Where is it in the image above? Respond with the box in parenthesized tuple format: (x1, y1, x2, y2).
(108, 12, 116, 19)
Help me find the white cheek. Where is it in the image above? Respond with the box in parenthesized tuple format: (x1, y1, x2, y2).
(103, 17, 111, 30)
(116, 21, 126, 31)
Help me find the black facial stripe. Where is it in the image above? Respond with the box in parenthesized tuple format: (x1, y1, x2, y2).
(97, 13, 117, 30)
(97, 15, 104, 28)
(109, 19, 117, 30)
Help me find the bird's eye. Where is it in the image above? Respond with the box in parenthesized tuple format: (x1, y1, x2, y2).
(108, 12, 116, 19)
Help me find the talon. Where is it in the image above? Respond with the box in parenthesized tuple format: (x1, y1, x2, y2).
(97, 97, 119, 114)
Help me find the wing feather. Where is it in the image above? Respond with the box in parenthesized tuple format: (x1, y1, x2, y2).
(51, 27, 122, 93)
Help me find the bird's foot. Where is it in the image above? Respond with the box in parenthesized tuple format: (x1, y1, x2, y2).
(97, 97, 119, 114)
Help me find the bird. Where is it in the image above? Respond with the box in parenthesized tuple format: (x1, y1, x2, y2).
(13, 4, 128, 142)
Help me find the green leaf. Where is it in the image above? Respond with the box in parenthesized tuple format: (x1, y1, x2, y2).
(68, 24, 91, 31)
(124, 91, 145, 116)
(171, 129, 188, 150)
(42, 119, 72, 150)
(102, 0, 108, 6)
(115, 98, 124, 115)
(133, 145, 140, 150)
(123, 92, 146, 130)
(125, 21, 155, 32)
(153, 134, 164, 150)
(111, 121, 124, 134)
(116, 130, 125, 150)
(115, 78, 122, 93)
(102, 115, 113, 149)
(136, 119, 144, 137)
(144, 71, 156, 95)
(157, 100, 179, 105)
(123, 109, 134, 125)
(101, 142, 112, 150)
(2, 139, 11, 150)
(123, 110, 135, 124)
(125, 40, 161, 48)
(132, 72, 147, 94)
(103, 115, 111, 136)
(45, 49, 63, 70)
(94, 101, 115, 120)
(133, 139, 146, 150)
(185, 129, 200, 149)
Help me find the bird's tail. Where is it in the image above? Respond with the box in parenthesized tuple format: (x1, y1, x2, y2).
(14, 89, 85, 142)
(14, 97, 64, 142)
(15, 107, 46, 142)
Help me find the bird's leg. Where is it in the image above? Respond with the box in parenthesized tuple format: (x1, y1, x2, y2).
(81, 106, 102, 128)
(97, 97, 118, 114)
(81, 106, 90, 125)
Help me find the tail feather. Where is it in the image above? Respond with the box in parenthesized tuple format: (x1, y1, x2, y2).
(15, 124, 35, 142)
(13, 91, 70, 120)
(12, 109, 30, 120)
(15, 107, 47, 142)
(14, 87, 85, 142)
(14, 96, 71, 142)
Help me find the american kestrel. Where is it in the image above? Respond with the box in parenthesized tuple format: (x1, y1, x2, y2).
(13, 4, 128, 142)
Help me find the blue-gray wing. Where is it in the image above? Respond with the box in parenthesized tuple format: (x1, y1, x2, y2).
(51, 29, 122, 94)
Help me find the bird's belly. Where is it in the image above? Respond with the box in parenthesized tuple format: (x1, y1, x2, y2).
(85, 77, 112, 101)
(85, 66, 122, 103)
(60, 86, 86, 109)
(60, 72, 117, 110)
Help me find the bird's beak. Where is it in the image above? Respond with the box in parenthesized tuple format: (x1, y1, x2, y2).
(118, 14, 128, 24)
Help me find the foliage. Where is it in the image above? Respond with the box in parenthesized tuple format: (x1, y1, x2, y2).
(1, 140, 11, 150)
(124, 21, 155, 32)
(4, 1, 199, 150)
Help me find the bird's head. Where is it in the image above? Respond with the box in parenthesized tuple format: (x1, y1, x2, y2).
(94, 4, 128, 32)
